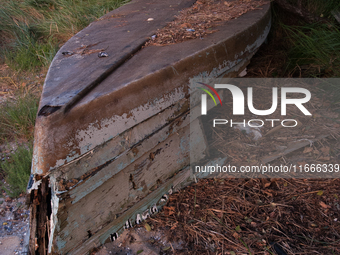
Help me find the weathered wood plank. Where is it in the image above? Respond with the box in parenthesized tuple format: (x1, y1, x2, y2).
(65, 112, 191, 204)
(52, 97, 189, 181)
(50, 119, 207, 253)
(70, 167, 194, 255)
(32, 2, 271, 175)
(40, 0, 196, 109)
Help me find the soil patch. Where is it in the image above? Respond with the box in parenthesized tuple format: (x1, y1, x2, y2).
(0, 196, 29, 255)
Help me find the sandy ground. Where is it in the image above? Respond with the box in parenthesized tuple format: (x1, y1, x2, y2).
(0, 236, 21, 255)
(0, 196, 30, 255)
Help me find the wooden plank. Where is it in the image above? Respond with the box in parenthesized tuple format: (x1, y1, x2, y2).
(40, 0, 196, 109)
(50, 119, 207, 254)
(65, 112, 190, 204)
(52, 97, 189, 181)
(261, 135, 329, 164)
(70, 167, 194, 255)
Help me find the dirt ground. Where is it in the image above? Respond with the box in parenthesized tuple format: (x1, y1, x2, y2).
(0, 236, 21, 255)
(0, 195, 30, 255)
(98, 178, 339, 255)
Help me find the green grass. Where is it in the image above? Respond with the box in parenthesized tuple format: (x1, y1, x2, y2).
(268, 0, 340, 78)
(0, 94, 37, 197)
(284, 23, 340, 77)
(0, 0, 128, 71)
(1, 143, 32, 198)
(271, 0, 340, 102)
(0, 93, 39, 142)
(300, 0, 340, 20)
(0, 0, 128, 198)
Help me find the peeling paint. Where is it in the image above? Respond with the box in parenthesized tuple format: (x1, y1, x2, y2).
(29, 179, 42, 191)
(49, 175, 59, 253)
(35, 87, 186, 174)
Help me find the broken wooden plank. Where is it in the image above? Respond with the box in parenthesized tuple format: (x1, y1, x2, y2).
(261, 135, 329, 164)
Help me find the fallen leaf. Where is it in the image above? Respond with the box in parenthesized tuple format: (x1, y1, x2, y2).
(232, 232, 240, 239)
(303, 147, 313, 154)
(262, 190, 273, 197)
(321, 146, 330, 155)
(144, 223, 151, 231)
(318, 156, 330, 161)
(163, 206, 175, 216)
(317, 190, 324, 196)
(179, 23, 191, 28)
(320, 201, 330, 209)
(251, 222, 257, 227)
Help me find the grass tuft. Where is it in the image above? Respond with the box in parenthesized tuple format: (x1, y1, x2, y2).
(0, 0, 129, 197)
(0, 0, 128, 71)
(0, 94, 39, 143)
(283, 22, 340, 77)
(302, 0, 340, 21)
(1, 143, 32, 198)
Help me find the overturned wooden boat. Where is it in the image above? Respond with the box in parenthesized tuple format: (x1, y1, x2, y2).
(27, 0, 271, 253)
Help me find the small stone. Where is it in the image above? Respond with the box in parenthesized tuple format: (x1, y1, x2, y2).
(98, 52, 109, 58)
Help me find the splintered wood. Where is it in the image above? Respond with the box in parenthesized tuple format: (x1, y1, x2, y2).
(146, 0, 269, 46)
